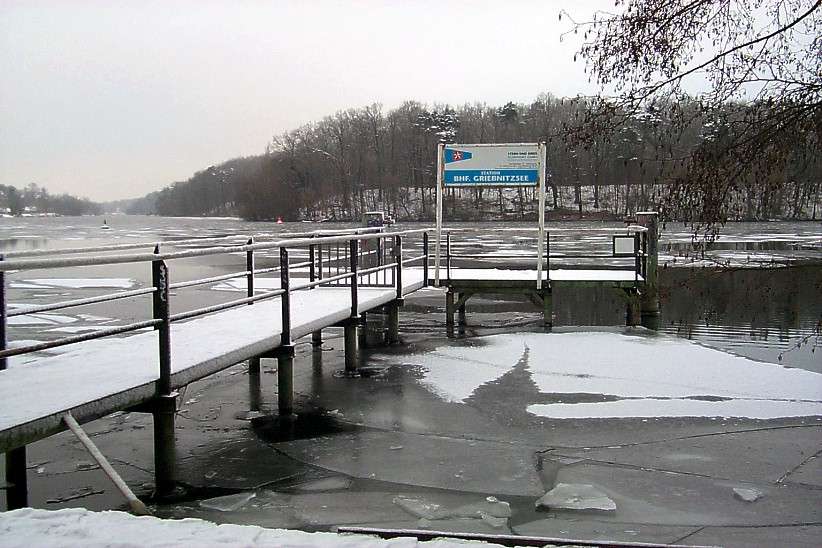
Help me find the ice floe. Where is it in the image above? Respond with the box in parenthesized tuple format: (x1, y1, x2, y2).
(410, 331, 822, 419)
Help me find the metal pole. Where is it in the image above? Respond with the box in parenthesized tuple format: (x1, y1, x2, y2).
(311, 238, 323, 346)
(394, 235, 403, 300)
(446, 233, 451, 280)
(309, 240, 315, 283)
(150, 249, 177, 499)
(278, 246, 295, 415)
(152, 255, 172, 396)
(435, 143, 444, 285)
(349, 239, 359, 318)
(0, 254, 6, 371)
(422, 232, 429, 286)
(537, 142, 547, 289)
(246, 237, 254, 304)
(345, 238, 360, 374)
(63, 413, 151, 516)
(280, 247, 291, 347)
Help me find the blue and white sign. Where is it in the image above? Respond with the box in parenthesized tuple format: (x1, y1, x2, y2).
(443, 144, 541, 187)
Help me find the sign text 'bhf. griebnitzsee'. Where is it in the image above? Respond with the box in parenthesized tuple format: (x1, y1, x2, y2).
(443, 144, 540, 187)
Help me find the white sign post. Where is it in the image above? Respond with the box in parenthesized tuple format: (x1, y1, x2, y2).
(434, 143, 547, 288)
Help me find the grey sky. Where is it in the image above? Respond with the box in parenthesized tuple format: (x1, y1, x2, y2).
(1, 0, 602, 202)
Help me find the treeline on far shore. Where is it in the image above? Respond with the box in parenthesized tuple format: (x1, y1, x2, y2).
(120, 94, 821, 223)
(0, 183, 101, 217)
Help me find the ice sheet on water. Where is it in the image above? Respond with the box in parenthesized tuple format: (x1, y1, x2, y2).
(10, 278, 138, 290)
(7, 312, 78, 326)
(199, 492, 256, 512)
(289, 476, 352, 492)
(393, 495, 511, 522)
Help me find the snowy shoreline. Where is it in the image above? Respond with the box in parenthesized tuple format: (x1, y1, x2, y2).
(0, 507, 510, 548)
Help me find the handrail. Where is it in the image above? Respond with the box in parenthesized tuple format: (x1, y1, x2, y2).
(0, 228, 430, 272)
(7, 287, 157, 317)
(0, 228, 428, 368)
(169, 289, 286, 322)
(0, 319, 162, 359)
(0, 226, 385, 259)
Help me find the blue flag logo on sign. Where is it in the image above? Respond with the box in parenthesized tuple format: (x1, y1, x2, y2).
(445, 149, 472, 163)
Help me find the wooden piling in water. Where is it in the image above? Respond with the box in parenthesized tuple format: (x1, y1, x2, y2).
(152, 392, 178, 499)
(5, 446, 27, 509)
(387, 301, 401, 344)
(637, 211, 659, 320)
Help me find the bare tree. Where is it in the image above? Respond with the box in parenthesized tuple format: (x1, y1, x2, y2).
(563, 0, 821, 236)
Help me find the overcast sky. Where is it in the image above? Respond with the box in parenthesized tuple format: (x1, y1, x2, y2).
(1, 0, 604, 202)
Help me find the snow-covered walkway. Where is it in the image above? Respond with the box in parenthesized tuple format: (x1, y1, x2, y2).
(0, 272, 424, 450)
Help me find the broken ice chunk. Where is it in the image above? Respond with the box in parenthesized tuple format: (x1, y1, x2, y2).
(733, 487, 763, 502)
(535, 483, 616, 513)
(291, 476, 352, 492)
(199, 492, 256, 512)
(393, 496, 446, 520)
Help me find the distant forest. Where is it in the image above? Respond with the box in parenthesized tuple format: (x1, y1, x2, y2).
(0, 183, 101, 216)
(125, 95, 820, 222)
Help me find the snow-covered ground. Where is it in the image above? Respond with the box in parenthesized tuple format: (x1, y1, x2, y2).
(0, 508, 510, 548)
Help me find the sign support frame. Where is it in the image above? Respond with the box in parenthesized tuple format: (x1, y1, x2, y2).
(433, 142, 546, 288)
(435, 143, 444, 286)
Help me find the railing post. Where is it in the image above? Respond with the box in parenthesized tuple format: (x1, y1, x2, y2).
(0, 254, 6, 372)
(151, 246, 177, 499)
(634, 232, 641, 286)
(344, 238, 360, 374)
(309, 239, 316, 283)
(309, 237, 323, 347)
(446, 232, 451, 280)
(245, 237, 261, 409)
(349, 239, 359, 318)
(1, 253, 28, 510)
(394, 235, 403, 300)
(423, 232, 429, 287)
(152, 248, 172, 396)
(278, 246, 295, 416)
(246, 237, 255, 304)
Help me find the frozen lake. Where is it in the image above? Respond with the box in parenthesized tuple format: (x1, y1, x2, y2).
(1, 215, 820, 546)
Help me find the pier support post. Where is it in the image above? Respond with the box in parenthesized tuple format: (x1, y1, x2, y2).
(625, 291, 641, 326)
(311, 330, 323, 347)
(637, 211, 660, 323)
(358, 312, 368, 350)
(248, 357, 261, 411)
(542, 290, 553, 328)
(277, 346, 295, 416)
(5, 446, 28, 509)
(457, 293, 466, 326)
(152, 392, 178, 499)
(446, 290, 455, 329)
(344, 319, 359, 374)
(387, 300, 402, 344)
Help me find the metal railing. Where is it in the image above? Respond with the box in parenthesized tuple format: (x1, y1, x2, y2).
(435, 226, 649, 285)
(0, 228, 433, 395)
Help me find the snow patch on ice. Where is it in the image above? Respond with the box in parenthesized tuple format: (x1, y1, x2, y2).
(410, 331, 822, 419)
